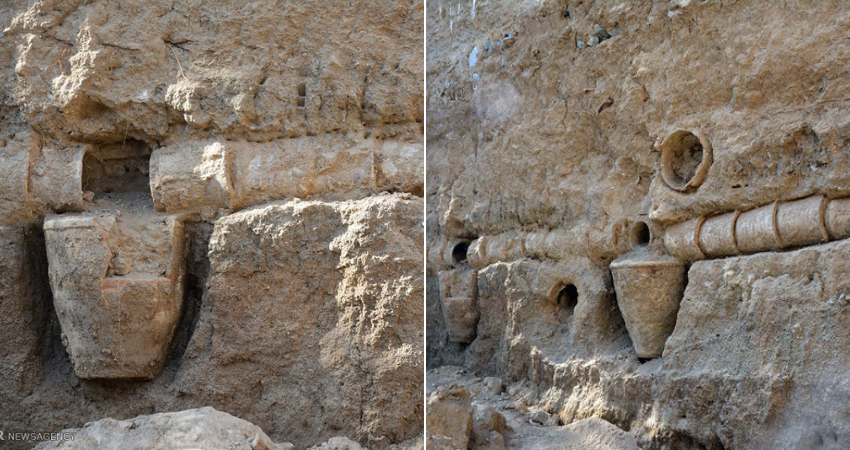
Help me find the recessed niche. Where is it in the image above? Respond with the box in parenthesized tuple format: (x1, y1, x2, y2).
(82, 140, 152, 196)
(659, 130, 712, 192)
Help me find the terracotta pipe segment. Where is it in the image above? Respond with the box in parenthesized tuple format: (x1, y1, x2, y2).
(663, 217, 705, 262)
(664, 195, 845, 261)
(826, 197, 850, 241)
(467, 229, 582, 269)
(734, 201, 780, 254)
(698, 211, 739, 258)
(776, 195, 829, 248)
(467, 237, 487, 269)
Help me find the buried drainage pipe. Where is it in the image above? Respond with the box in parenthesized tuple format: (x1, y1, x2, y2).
(664, 195, 850, 262)
(464, 227, 606, 269)
(613, 194, 850, 359)
(445, 218, 652, 270)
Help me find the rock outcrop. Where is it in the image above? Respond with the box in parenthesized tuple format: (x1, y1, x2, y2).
(426, 367, 640, 450)
(179, 195, 424, 448)
(426, 385, 474, 449)
(33, 407, 292, 450)
(34, 407, 426, 450)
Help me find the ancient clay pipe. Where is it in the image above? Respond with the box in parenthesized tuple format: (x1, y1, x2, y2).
(664, 195, 850, 262)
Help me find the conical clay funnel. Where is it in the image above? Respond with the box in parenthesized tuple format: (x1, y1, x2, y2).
(610, 248, 685, 358)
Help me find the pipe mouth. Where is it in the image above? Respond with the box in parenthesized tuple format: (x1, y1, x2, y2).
(81, 140, 154, 209)
(630, 221, 651, 248)
(451, 240, 470, 265)
(557, 284, 579, 311)
(659, 130, 712, 192)
(548, 282, 579, 313)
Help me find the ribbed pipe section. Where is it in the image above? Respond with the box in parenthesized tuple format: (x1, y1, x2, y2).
(664, 195, 844, 262)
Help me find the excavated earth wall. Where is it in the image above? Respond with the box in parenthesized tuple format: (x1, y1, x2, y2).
(427, 1, 850, 449)
(0, 1, 423, 449)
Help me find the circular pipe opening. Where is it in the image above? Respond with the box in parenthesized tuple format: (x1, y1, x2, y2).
(452, 241, 470, 265)
(556, 284, 579, 311)
(660, 130, 712, 192)
(630, 221, 650, 247)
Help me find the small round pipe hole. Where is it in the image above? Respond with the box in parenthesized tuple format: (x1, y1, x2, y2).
(452, 241, 470, 265)
(630, 222, 651, 247)
(556, 284, 579, 311)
